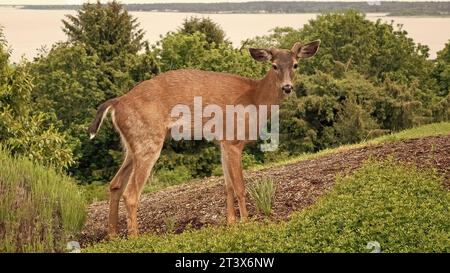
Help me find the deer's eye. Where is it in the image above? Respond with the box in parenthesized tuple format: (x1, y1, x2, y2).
(272, 64, 278, 70)
(293, 63, 298, 69)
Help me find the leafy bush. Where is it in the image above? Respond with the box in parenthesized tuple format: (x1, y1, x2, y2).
(433, 39, 450, 97)
(248, 178, 276, 216)
(155, 165, 192, 185)
(79, 181, 109, 203)
(0, 34, 75, 170)
(0, 149, 86, 252)
(241, 152, 258, 169)
(283, 159, 450, 252)
(0, 109, 75, 169)
(142, 165, 193, 194)
(86, 159, 450, 253)
(282, 69, 433, 153)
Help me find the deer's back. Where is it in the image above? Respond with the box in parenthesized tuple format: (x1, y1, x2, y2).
(125, 69, 257, 107)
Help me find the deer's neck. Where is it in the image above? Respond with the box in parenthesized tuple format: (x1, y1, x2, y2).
(254, 70, 282, 106)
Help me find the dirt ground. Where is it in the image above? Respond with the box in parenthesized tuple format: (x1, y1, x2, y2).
(80, 135, 450, 245)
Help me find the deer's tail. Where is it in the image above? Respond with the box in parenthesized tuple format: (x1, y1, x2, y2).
(88, 98, 117, 140)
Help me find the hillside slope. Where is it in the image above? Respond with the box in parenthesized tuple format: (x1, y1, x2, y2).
(81, 135, 450, 245)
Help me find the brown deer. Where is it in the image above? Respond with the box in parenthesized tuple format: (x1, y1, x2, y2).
(88, 40, 320, 238)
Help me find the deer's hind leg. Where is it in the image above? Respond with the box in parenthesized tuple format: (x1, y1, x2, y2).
(108, 151, 133, 238)
(107, 107, 137, 239)
(122, 127, 166, 237)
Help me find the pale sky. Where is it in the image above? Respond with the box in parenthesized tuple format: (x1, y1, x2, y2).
(1, 0, 448, 5)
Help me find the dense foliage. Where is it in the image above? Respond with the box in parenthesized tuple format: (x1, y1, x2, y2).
(434, 40, 450, 97)
(86, 160, 450, 253)
(0, 28, 74, 170)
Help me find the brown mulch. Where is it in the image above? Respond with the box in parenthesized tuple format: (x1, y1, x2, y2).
(80, 135, 450, 245)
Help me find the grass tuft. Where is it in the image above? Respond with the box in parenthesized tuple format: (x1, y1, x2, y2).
(248, 177, 276, 216)
(0, 148, 86, 253)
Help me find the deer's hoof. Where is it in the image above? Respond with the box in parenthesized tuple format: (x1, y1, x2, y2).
(127, 230, 139, 239)
(106, 232, 118, 241)
(227, 217, 237, 225)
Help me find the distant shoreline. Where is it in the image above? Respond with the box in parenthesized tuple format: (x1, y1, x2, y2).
(0, 7, 448, 18)
(1, 1, 449, 17)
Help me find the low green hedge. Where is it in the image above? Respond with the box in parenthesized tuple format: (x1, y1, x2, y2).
(86, 159, 450, 253)
(0, 149, 86, 252)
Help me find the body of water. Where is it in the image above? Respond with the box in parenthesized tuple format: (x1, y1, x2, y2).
(1, 7, 449, 62)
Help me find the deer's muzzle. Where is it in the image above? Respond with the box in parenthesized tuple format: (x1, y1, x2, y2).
(282, 84, 293, 94)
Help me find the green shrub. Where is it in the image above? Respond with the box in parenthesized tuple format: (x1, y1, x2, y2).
(80, 181, 109, 203)
(211, 164, 223, 176)
(242, 152, 258, 169)
(86, 159, 450, 253)
(248, 178, 276, 216)
(143, 165, 192, 193)
(283, 159, 450, 252)
(156, 165, 192, 184)
(0, 44, 75, 171)
(0, 149, 86, 252)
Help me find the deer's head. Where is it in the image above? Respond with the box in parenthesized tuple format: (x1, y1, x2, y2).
(249, 40, 320, 94)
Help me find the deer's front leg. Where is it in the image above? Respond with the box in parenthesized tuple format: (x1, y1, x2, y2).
(221, 145, 237, 224)
(224, 179, 237, 224)
(220, 141, 248, 223)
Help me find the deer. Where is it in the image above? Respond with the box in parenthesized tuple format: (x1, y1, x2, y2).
(88, 40, 320, 238)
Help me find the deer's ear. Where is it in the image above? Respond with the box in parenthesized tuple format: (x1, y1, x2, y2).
(292, 40, 320, 59)
(249, 48, 272, 62)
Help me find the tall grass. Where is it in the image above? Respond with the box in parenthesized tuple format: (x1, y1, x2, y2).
(0, 148, 86, 252)
(248, 178, 276, 216)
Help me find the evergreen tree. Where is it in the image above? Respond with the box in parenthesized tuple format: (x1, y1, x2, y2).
(179, 17, 228, 46)
(63, 0, 145, 60)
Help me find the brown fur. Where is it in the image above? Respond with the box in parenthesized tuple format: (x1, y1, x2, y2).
(89, 41, 320, 238)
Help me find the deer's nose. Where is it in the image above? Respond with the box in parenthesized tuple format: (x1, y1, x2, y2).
(282, 84, 293, 94)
